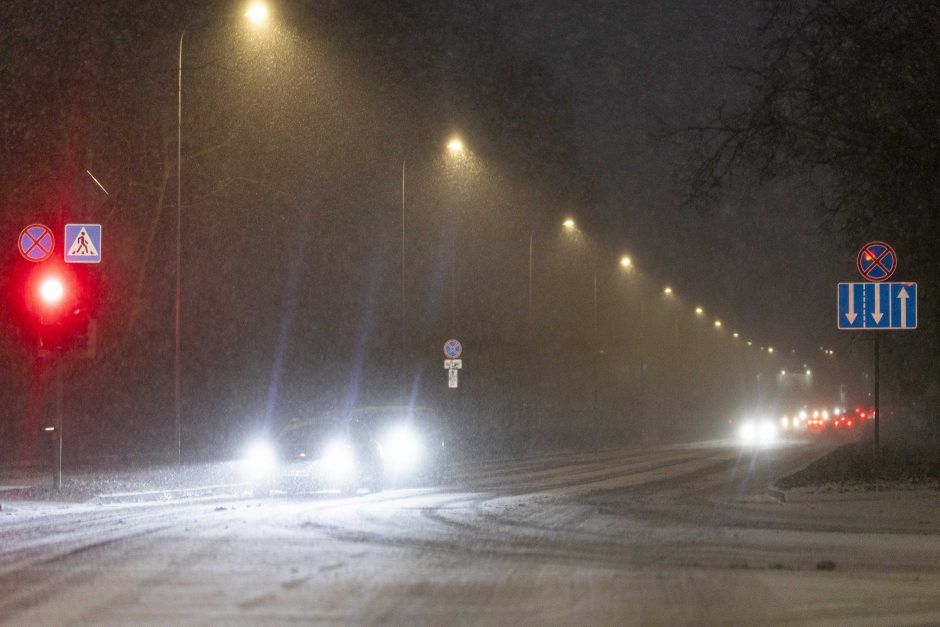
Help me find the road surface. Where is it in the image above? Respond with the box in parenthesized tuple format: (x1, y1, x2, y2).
(2, 441, 939, 625)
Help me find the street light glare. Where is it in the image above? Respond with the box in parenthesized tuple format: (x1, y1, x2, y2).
(695, 306, 703, 315)
(767, 346, 774, 353)
(714, 320, 722, 328)
(663, 286, 672, 295)
(733, 332, 739, 338)
(620, 256, 632, 268)
(447, 137, 464, 154)
(245, 2, 269, 25)
(562, 218, 575, 229)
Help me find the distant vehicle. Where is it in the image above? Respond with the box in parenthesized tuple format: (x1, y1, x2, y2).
(734, 416, 779, 446)
(241, 417, 384, 496)
(806, 416, 827, 433)
(833, 413, 856, 430)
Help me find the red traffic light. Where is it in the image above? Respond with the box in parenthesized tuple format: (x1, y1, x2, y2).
(39, 277, 65, 305)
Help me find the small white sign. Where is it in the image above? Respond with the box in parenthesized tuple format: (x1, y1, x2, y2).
(451, 359, 462, 369)
(448, 368, 458, 388)
(444, 359, 452, 369)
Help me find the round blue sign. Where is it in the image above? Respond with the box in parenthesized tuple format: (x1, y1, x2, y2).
(443, 339, 462, 359)
(857, 241, 896, 282)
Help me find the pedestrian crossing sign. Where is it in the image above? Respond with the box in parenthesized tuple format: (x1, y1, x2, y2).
(64, 224, 102, 263)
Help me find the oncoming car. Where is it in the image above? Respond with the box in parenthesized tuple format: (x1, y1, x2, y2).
(350, 406, 448, 487)
(241, 417, 383, 496)
(240, 407, 448, 496)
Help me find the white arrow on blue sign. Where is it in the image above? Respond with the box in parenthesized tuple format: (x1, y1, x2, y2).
(838, 282, 916, 330)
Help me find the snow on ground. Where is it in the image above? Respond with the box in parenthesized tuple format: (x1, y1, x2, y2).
(1, 441, 939, 625)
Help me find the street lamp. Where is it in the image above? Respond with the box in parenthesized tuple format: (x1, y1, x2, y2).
(244, 2, 269, 24)
(619, 255, 632, 268)
(714, 319, 722, 328)
(663, 286, 672, 295)
(562, 217, 576, 229)
(401, 135, 470, 396)
(447, 136, 464, 154)
(695, 306, 703, 316)
(176, 4, 268, 464)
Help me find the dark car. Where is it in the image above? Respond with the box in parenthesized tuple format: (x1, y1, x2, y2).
(241, 417, 384, 496)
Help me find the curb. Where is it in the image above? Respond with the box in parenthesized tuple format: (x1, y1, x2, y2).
(94, 483, 248, 505)
(766, 486, 787, 503)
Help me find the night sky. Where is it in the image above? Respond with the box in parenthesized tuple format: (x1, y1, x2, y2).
(0, 1, 861, 462)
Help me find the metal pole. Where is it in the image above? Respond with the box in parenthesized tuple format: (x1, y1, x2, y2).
(175, 31, 185, 466)
(527, 230, 533, 341)
(592, 270, 598, 425)
(874, 332, 880, 455)
(401, 159, 406, 406)
(639, 291, 646, 442)
(54, 357, 63, 491)
(451, 263, 456, 335)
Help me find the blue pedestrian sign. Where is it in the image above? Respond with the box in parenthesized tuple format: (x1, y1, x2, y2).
(838, 282, 916, 330)
(64, 224, 101, 263)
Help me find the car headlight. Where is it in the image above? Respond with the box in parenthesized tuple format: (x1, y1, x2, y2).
(380, 424, 423, 474)
(738, 420, 777, 446)
(242, 439, 277, 480)
(323, 439, 356, 478)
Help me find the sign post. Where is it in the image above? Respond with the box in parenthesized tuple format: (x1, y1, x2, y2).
(837, 242, 916, 455)
(443, 339, 463, 389)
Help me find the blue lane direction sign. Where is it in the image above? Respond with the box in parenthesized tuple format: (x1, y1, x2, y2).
(890, 283, 917, 329)
(837, 283, 864, 329)
(838, 282, 917, 330)
(64, 224, 101, 263)
(863, 283, 891, 329)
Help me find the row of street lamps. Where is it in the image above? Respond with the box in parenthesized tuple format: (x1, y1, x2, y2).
(172, 2, 830, 461)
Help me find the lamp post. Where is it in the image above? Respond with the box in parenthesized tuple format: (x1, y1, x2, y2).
(175, 4, 268, 464)
(446, 137, 464, 335)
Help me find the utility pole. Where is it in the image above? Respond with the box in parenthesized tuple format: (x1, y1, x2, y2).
(874, 333, 880, 456)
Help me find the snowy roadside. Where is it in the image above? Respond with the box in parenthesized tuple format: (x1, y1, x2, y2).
(0, 460, 248, 504)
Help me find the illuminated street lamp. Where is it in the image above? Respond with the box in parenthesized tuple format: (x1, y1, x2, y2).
(447, 136, 464, 154)
(714, 320, 722, 328)
(176, 3, 269, 464)
(695, 306, 703, 316)
(244, 2, 269, 24)
(767, 346, 774, 354)
(732, 332, 739, 338)
(562, 217, 576, 229)
(663, 286, 672, 295)
(620, 255, 632, 268)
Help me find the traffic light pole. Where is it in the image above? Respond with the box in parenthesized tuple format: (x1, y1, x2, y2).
(53, 355, 63, 490)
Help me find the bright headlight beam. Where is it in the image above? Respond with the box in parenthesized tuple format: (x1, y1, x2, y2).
(242, 439, 277, 480)
(382, 424, 422, 473)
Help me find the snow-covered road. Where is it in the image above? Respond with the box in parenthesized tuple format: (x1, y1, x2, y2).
(2, 441, 939, 625)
